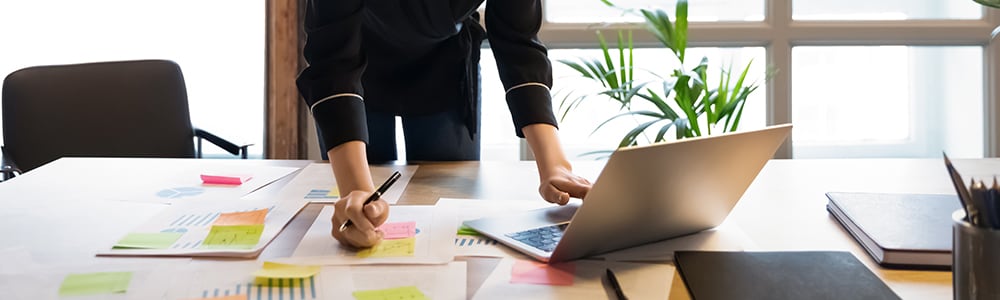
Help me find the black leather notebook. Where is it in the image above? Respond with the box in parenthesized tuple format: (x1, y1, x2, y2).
(826, 192, 958, 269)
(674, 251, 900, 300)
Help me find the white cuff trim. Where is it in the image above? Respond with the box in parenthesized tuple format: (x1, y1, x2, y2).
(309, 93, 363, 113)
(505, 82, 550, 94)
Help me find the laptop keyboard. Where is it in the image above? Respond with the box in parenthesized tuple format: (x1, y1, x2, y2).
(505, 223, 569, 252)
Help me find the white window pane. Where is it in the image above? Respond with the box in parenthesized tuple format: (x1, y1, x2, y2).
(793, 0, 981, 20)
(0, 0, 264, 158)
(544, 0, 764, 23)
(792, 46, 983, 158)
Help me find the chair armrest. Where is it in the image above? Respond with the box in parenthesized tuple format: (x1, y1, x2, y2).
(1, 146, 23, 181)
(193, 128, 253, 159)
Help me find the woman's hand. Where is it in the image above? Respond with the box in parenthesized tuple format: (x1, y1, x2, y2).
(538, 164, 592, 205)
(330, 190, 390, 248)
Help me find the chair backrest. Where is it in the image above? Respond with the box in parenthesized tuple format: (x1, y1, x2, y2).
(2, 60, 196, 172)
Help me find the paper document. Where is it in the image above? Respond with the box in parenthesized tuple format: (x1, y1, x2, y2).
(276, 163, 418, 204)
(473, 258, 674, 300)
(437, 198, 558, 258)
(0, 261, 184, 300)
(323, 262, 466, 300)
(98, 196, 308, 258)
(280, 205, 457, 265)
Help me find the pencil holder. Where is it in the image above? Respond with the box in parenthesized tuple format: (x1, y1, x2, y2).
(953, 210, 1000, 300)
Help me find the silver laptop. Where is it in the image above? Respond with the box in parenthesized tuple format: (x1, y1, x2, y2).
(464, 124, 792, 262)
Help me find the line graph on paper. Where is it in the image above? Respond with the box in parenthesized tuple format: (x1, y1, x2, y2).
(196, 277, 318, 300)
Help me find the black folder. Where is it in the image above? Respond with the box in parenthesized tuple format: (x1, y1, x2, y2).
(826, 192, 958, 269)
(674, 251, 900, 300)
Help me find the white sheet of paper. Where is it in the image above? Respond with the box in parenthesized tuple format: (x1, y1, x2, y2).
(280, 205, 458, 265)
(321, 262, 466, 300)
(164, 260, 326, 300)
(437, 198, 557, 258)
(595, 219, 755, 262)
(473, 258, 674, 300)
(276, 163, 418, 204)
(0, 261, 186, 300)
(98, 195, 308, 258)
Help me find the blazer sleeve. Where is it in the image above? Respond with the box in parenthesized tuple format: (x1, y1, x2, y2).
(485, 0, 558, 138)
(296, 0, 369, 150)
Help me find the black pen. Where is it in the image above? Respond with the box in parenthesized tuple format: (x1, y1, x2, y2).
(605, 268, 628, 300)
(339, 171, 402, 232)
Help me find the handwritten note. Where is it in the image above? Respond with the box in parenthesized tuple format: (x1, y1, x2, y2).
(58, 272, 133, 296)
(113, 232, 184, 249)
(352, 286, 428, 300)
(213, 209, 268, 226)
(326, 186, 340, 197)
(253, 262, 320, 279)
(201, 174, 252, 185)
(378, 221, 416, 239)
(357, 237, 415, 258)
(510, 259, 575, 286)
(201, 224, 264, 249)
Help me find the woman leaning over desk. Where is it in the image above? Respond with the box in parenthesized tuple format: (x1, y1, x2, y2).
(296, 0, 592, 247)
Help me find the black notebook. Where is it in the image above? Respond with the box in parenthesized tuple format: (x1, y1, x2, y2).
(826, 192, 958, 269)
(674, 251, 900, 300)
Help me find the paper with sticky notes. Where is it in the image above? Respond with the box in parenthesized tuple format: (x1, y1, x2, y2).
(213, 208, 268, 226)
(58, 271, 133, 296)
(201, 174, 253, 185)
(357, 238, 416, 258)
(510, 259, 575, 286)
(113, 232, 184, 249)
(472, 258, 675, 300)
(280, 205, 457, 265)
(201, 224, 265, 249)
(253, 262, 320, 279)
(352, 286, 429, 300)
(379, 221, 416, 239)
(278, 163, 418, 204)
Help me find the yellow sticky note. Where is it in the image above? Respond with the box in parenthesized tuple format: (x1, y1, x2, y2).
(213, 209, 268, 226)
(253, 262, 320, 279)
(352, 286, 428, 300)
(201, 224, 264, 249)
(326, 186, 339, 197)
(357, 237, 415, 258)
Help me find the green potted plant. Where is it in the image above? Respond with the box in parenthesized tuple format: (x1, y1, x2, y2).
(557, 0, 764, 152)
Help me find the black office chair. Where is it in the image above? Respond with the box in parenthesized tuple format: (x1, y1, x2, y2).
(0, 59, 250, 181)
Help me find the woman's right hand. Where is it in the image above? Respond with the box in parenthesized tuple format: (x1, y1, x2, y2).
(330, 190, 390, 248)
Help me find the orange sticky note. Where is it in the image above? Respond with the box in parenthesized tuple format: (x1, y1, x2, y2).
(213, 209, 268, 226)
(510, 259, 575, 286)
(378, 221, 416, 239)
(201, 174, 252, 185)
(185, 295, 246, 300)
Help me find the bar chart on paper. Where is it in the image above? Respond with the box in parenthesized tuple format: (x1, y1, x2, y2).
(456, 236, 499, 247)
(162, 206, 275, 249)
(196, 277, 318, 300)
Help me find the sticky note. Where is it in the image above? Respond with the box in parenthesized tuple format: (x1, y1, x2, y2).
(213, 208, 268, 226)
(378, 221, 416, 239)
(352, 286, 428, 300)
(201, 224, 264, 249)
(113, 232, 184, 249)
(326, 186, 340, 197)
(201, 174, 252, 185)
(252, 262, 320, 279)
(457, 224, 481, 236)
(357, 237, 415, 258)
(58, 271, 133, 296)
(185, 295, 246, 300)
(510, 260, 575, 286)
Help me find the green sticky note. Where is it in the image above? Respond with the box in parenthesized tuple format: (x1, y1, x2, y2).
(352, 286, 428, 300)
(201, 224, 265, 249)
(457, 225, 481, 236)
(113, 232, 184, 249)
(58, 271, 132, 296)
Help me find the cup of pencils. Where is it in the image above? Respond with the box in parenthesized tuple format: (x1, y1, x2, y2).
(944, 155, 1000, 300)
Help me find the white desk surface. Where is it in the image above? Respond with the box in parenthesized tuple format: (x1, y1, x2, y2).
(1, 157, 980, 299)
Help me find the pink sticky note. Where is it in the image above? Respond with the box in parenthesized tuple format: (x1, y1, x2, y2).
(378, 221, 416, 239)
(201, 174, 252, 185)
(510, 259, 575, 286)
